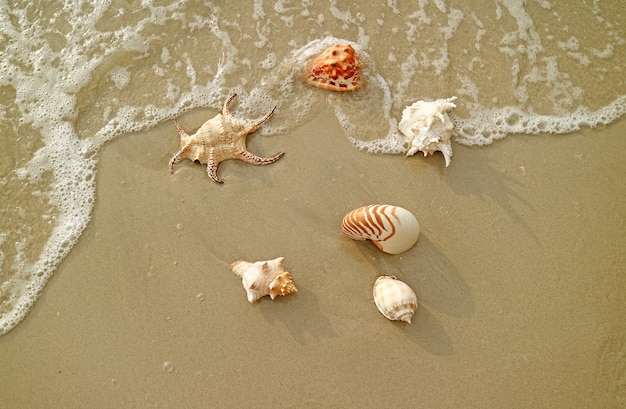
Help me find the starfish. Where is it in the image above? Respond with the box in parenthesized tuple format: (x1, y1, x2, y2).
(169, 93, 284, 183)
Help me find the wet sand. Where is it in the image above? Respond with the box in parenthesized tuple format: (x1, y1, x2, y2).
(1, 107, 625, 408)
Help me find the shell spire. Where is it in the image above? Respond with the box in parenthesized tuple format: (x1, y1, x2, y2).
(231, 257, 298, 303)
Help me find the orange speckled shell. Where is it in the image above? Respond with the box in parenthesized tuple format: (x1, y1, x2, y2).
(306, 44, 362, 92)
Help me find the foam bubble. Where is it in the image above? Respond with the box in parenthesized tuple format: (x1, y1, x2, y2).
(258, 52, 277, 70)
(453, 95, 626, 146)
(2, 0, 625, 336)
(0, 0, 191, 335)
(163, 361, 174, 373)
(110, 67, 131, 89)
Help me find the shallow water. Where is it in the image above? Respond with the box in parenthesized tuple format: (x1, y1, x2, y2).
(1, 2, 625, 406)
(2, 0, 625, 334)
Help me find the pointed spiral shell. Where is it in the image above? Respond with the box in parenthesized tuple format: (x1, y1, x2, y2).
(373, 276, 418, 323)
(341, 204, 420, 254)
(231, 257, 297, 303)
(268, 272, 298, 300)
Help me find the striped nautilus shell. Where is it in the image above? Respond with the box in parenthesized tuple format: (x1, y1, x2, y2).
(373, 276, 418, 323)
(341, 204, 420, 254)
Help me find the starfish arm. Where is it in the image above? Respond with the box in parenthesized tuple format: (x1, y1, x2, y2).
(174, 118, 189, 138)
(168, 156, 178, 174)
(222, 93, 276, 134)
(206, 158, 224, 184)
(169, 144, 191, 174)
(246, 105, 276, 134)
(222, 93, 238, 117)
(238, 150, 284, 166)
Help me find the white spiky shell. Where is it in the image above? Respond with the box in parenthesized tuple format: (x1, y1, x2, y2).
(373, 276, 418, 323)
(230, 257, 298, 303)
(341, 204, 420, 254)
(399, 97, 457, 167)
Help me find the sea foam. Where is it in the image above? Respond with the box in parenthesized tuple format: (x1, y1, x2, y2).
(1, 0, 625, 335)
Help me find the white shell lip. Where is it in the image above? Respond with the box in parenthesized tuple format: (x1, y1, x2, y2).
(372, 275, 418, 324)
(341, 204, 420, 255)
(399, 96, 457, 167)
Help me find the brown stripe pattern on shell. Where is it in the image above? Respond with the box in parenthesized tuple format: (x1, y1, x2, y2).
(341, 204, 420, 254)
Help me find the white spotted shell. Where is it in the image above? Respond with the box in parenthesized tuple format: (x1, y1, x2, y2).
(372, 276, 418, 323)
(341, 204, 420, 254)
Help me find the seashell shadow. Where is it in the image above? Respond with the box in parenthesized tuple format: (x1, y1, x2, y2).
(226, 130, 287, 187)
(353, 233, 474, 318)
(404, 304, 454, 356)
(257, 287, 338, 344)
(442, 142, 539, 244)
(349, 232, 474, 355)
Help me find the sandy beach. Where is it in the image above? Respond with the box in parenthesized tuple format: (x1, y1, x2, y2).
(1, 105, 625, 408)
(2, 2, 626, 407)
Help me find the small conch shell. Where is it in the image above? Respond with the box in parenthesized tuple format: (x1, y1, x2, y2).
(306, 44, 362, 92)
(341, 204, 420, 255)
(399, 97, 457, 167)
(373, 276, 418, 323)
(230, 257, 297, 303)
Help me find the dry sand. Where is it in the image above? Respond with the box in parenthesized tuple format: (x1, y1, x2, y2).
(1, 107, 625, 408)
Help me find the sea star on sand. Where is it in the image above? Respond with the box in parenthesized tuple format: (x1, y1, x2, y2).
(169, 94, 284, 183)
